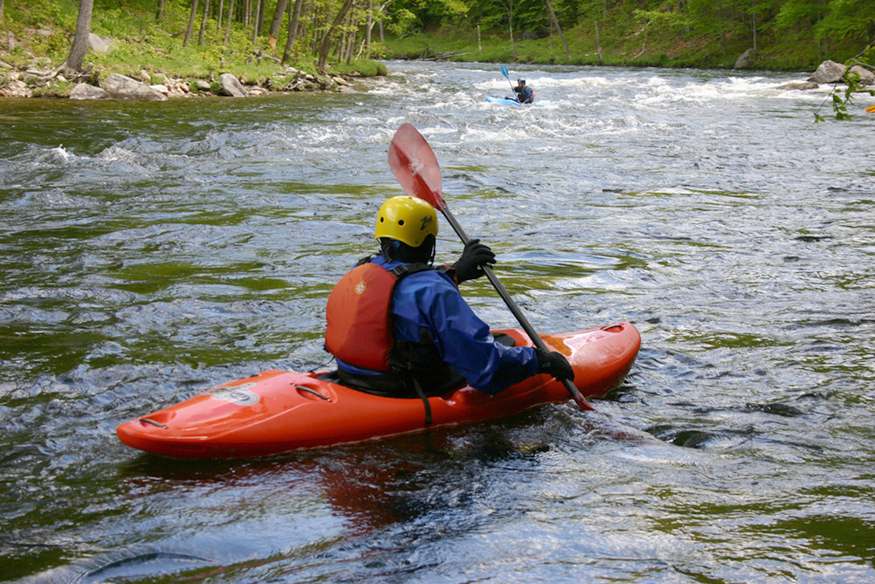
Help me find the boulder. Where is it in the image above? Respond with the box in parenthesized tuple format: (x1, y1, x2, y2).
(219, 73, 248, 97)
(734, 48, 754, 69)
(101, 72, 167, 101)
(69, 82, 108, 100)
(87, 33, 114, 54)
(849, 65, 875, 86)
(808, 60, 847, 83)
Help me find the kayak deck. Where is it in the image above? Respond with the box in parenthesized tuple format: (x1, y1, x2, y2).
(116, 322, 640, 459)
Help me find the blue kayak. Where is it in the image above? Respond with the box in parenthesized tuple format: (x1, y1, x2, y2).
(487, 96, 522, 106)
(486, 97, 549, 107)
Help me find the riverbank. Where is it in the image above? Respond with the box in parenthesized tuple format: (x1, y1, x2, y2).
(0, 15, 868, 103)
(0, 38, 377, 100)
(382, 21, 867, 73)
(0, 1, 387, 99)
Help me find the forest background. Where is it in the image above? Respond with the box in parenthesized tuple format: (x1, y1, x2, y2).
(0, 0, 872, 96)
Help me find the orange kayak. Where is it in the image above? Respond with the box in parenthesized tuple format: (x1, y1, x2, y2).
(116, 322, 640, 459)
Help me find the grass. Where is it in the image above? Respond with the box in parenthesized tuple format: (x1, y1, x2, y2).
(1, 0, 387, 97)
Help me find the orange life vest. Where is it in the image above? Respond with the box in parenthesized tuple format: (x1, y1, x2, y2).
(325, 259, 431, 372)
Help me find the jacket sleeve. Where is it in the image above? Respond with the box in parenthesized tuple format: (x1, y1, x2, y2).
(392, 271, 539, 394)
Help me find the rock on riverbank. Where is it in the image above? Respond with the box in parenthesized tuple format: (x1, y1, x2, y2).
(0, 33, 361, 100)
(1, 65, 358, 100)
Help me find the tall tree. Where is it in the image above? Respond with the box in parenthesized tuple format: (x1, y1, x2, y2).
(282, 0, 305, 63)
(224, 0, 236, 46)
(253, 0, 267, 44)
(268, 0, 289, 51)
(184, 0, 199, 46)
(198, 0, 209, 45)
(318, 0, 356, 70)
(365, 0, 373, 58)
(544, 0, 571, 59)
(496, 0, 516, 57)
(66, 0, 94, 73)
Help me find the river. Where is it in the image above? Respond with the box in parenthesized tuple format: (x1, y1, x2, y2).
(1, 60, 874, 583)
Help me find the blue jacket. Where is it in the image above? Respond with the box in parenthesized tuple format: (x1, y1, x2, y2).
(339, 255, 539, 394)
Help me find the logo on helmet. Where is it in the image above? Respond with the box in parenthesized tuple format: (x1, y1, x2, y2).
(355, 281, 367, 294)
(420, 215, 433, 231)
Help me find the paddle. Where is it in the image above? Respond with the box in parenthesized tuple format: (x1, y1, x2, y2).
(500, 65, 519, 103)
(867, 104, 875, 114)
(388, 123, 595, 412)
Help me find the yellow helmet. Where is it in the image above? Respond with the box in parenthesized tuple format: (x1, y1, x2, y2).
(375, 196, 438, 248)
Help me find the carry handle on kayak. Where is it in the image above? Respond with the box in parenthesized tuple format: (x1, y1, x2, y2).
(388, 123, 594, 412)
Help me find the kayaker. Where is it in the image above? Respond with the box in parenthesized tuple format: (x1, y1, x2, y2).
(325, 195, 573, 402)
(513, 79, 534, 104)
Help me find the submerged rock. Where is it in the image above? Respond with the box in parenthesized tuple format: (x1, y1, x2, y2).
(777, 81, 819, 91)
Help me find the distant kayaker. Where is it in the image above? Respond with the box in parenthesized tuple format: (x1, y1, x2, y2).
(513, 79, 534, 104)
(325, 195, 573, 401)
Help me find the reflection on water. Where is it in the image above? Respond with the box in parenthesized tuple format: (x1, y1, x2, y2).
(1, 61, 874, 582)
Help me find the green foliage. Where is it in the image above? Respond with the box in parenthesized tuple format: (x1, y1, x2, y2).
(2, 0, 385, 85)
(815, 45, 875, 122)
(379, 0, 872, 77)
(387, 8, 421, 36)
(633, 9, 693, 30)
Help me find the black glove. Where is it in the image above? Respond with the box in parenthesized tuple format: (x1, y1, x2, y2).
(535, 348, 575, 382)
(452, 238, 495, 283)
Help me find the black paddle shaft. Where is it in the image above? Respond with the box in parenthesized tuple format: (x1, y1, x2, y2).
(439, 206, 594, 410)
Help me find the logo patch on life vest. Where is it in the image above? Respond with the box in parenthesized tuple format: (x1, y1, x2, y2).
(208, 382, 259, 406)
(354, 281, 367, 294)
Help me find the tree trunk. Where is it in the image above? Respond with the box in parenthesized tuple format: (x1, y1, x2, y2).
(318, 0, 355, 70)
(365, 0, 372, 58)
(595, 20, 602, 65)
(217, 0, 224, 32)
(544, 0, 570, 59)
(224, 0, 236, 46)
(267, 0, 288, 51)
(183, 0, 199, 46)
(252, 0, 260, 44)
(156, 0, 164, 21)
(502, 0, 515, 58)
(255, 0, 267, 43)
(282, 0, 305, 64)
(66, 0, 94, 73)
(198, 0, 209, 45)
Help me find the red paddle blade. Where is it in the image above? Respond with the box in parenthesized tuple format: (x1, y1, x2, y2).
(388, 123, 447, 211)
